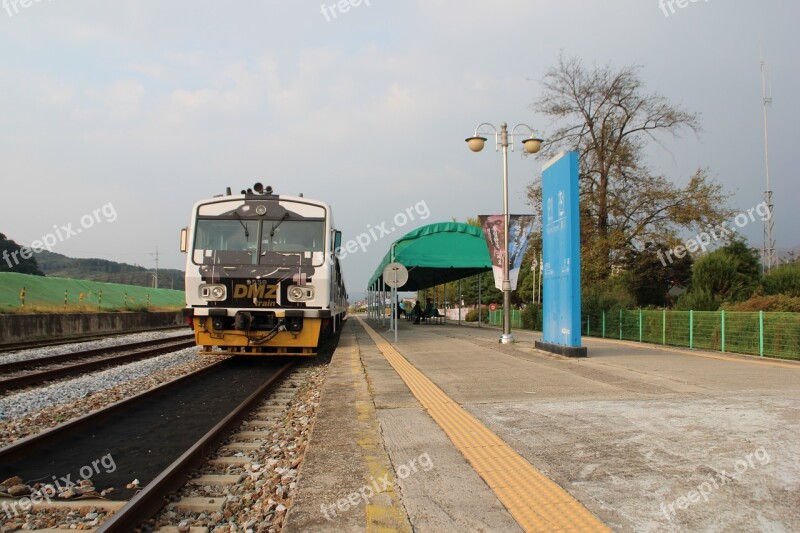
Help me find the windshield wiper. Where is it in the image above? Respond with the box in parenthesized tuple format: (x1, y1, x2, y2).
(234, 212, 250, 239)
(270, 212, 289, 238)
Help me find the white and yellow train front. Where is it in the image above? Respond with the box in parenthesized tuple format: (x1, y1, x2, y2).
(181, 186, 347, 356)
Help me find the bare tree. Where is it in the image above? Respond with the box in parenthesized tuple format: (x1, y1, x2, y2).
(529, 53, 733, 281)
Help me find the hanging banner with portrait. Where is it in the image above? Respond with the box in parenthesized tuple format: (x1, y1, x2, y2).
(479, 214, 535, 291)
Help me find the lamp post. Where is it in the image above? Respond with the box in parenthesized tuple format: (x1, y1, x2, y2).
(466, 122, 542, 344)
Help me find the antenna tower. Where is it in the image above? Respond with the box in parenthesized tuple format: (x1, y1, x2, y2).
(150, 247, 160, 288)
(760, 53, 776, 273)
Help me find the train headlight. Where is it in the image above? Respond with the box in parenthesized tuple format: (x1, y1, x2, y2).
(287, 285, 314, 302)
(199, 284, 227, 301)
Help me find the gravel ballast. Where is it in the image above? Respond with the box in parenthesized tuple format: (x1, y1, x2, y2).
(0, 330, 228, 446)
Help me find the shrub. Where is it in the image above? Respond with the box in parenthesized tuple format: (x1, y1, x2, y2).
(762, 263, 800, 297)
(688, 241, 761, 303)
(465, 307, 490, 323)
(521, 305, 542, 330)
(582, 277, 636, 317)
(722, 294, 800, 312)
(674, 289, 720, 311)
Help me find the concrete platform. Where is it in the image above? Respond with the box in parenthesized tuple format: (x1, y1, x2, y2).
(285, 316, 800, 532)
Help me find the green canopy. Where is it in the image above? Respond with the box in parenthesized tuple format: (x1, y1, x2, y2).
(368, 222, 492, 291)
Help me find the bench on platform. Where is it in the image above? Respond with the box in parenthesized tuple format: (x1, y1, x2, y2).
(422, 304, 445, 325)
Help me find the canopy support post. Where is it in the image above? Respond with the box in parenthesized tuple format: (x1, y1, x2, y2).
(458, 278, 462, 325)
(389, 243, 397, 343)
(478, 274, 482, 328)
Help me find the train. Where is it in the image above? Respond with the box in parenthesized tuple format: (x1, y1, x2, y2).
(180, 183, 347, 356)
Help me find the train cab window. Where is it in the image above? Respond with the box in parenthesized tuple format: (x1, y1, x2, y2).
(260, 220, 325, 264)
(193, 219, 258, 265)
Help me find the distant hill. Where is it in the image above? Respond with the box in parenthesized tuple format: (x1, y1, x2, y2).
(0, 232, 44, 276)
(36, 251, 185, 291)
(776, 245, 800, 264)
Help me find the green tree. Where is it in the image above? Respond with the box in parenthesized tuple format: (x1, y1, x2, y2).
(528, 53, 733, 284)
(674, 288, 720, 311)
(680, 239, 761, 308)
(625, 242, 693, 307)
(457, 270, 503, 305)
(721, 239, 761, 285)
(762, 262, 800, 297)
(582, 274, 636, 317)
(0, 232, 44, 276)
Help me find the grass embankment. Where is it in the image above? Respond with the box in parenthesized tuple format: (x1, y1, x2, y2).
(0, 272, 185, 314)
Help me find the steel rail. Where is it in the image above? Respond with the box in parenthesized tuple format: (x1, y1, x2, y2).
(0, 326, 188, 352)
(0, 358, 229, 465)
(98, 361, 295, 532)
(0, 334, 194, 374)
(0, 338, 196, 394)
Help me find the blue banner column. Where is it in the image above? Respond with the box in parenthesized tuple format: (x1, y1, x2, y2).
(535, 151, 587, 357)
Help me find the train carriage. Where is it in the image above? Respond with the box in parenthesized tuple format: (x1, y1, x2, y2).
(180, 184, 347, 355)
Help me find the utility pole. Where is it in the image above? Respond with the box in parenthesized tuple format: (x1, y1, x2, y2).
(150, 247, 160, 288)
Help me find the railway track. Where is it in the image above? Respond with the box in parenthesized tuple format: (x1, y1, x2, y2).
(0, 357, 299, 531)
(0, 335, 196, 393)
(0, 326, 188, 353)
(101, 361, 297, 532)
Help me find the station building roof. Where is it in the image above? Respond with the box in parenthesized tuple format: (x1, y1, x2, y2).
(368, 222, 492, 291)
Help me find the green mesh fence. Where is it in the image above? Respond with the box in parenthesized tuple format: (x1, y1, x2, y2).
(724, 312, 760, 355)
(488, 309, 523, 328)
(584, 309, 799, 360)
(0, 272, 185, 313)
(620, 310, 640, 341)
(667, 311, 691, 347)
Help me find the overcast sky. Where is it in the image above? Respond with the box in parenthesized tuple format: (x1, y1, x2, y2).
(1, 0, 797, 297)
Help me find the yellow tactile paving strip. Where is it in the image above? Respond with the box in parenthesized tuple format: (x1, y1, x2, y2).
(357, 317, 611, 533)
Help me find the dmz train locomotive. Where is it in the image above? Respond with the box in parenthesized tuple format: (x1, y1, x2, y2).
(180, 184, 347, 356)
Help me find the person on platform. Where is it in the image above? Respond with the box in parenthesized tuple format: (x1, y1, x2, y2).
(411, 300, 423, 324)
(424, 298, 435, 317)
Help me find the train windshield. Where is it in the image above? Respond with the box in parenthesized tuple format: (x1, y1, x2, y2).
(260, 219, 325, 258)
(193, 219, 258, 264)
(192, 218, 326, 266)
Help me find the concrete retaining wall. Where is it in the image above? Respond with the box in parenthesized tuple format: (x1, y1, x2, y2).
(0, 311, 184, 343)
